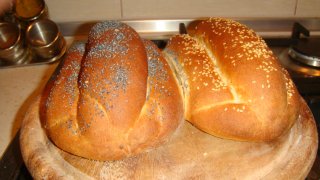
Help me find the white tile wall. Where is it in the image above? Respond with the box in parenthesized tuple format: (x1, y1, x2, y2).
(45, 0, 319, 23)
(296, 0, 320, 17)
(46, 0, 122, 22)
(122, 0, 296, 19)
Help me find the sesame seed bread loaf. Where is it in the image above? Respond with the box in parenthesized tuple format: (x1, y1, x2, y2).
(42, 21, 184, 161)
(163, 18, 300, 141)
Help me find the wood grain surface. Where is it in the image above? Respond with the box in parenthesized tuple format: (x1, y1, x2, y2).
(20, 97, 318, 179)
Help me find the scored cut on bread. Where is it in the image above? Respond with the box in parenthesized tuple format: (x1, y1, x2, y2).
(42, 21, 184, 161)
(163, 18, 300, 141)
(41, 18, 301, 161)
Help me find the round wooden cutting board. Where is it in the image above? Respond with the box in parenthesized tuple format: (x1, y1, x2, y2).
(20, 97, 318, 179)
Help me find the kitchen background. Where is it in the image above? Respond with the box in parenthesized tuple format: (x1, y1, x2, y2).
(47, 0, 320, 22)
(1, 0, 320, 166)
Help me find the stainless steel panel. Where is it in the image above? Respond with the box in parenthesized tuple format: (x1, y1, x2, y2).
(57, 18, 320, 39)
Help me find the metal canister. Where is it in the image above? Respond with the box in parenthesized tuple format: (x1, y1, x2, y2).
(0, 22, 29, 63)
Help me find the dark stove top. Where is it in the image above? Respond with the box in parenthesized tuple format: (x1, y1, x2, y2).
(269, 38, 320, 179)
(0, 130, 32, 180)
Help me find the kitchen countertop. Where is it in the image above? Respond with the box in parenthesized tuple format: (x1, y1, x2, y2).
(0, 63, 59, 157)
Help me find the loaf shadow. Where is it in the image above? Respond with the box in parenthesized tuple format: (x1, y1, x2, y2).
(62, 21, 96, 42)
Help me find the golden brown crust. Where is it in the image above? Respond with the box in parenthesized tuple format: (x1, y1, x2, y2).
(43, 21, 184, 160)
(43, 18, 301, 161)
(164, 18, 300, 141)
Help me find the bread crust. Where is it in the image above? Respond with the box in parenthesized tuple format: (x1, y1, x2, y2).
(164, 18, 300, 141)
(43, 21, 184, 160)
(43, 18, 301, 161)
